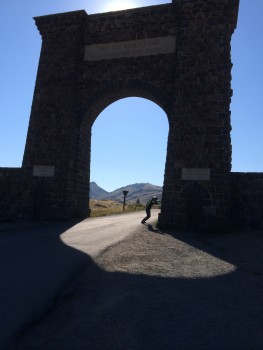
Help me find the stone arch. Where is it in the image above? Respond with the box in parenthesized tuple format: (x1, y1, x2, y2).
(81, 79, 172, 128)
(1, 1, 240, 229)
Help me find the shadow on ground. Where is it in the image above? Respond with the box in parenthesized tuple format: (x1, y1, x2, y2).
(0, 221, 90, 349)
(13, 223, 263, 350)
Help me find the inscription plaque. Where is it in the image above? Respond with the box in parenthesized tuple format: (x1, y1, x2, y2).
(84, 36, 176, 61)
(33, 165, 55, 177)
(182, 168, 210, 181)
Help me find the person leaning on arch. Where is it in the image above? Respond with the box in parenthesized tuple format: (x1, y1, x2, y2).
(141, 196, 160, 224)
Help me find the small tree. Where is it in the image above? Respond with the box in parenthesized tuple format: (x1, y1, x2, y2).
(134, 199, 141, 210)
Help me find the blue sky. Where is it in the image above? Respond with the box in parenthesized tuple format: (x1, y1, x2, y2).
(0, 0, 262, 191)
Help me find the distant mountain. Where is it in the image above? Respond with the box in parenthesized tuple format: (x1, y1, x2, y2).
(90, 182, 109, 199)
(90, 182, 162, 204)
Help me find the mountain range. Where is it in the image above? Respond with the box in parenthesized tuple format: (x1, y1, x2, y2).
(90, 182, 162, 204)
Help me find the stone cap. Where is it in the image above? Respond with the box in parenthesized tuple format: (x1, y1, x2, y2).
(34, 10, 88, 35)
(172, 0, 240, 31)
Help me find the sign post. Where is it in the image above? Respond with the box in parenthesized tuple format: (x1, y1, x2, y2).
(122, 190, 129, 212)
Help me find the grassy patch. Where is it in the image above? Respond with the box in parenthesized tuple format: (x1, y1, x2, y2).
(90, 200, 145, 217)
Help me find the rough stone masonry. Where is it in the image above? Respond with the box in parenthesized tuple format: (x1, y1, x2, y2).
(0, 0, 262, 230)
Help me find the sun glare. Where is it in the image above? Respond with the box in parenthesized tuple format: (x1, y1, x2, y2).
(105, 0, 137, 12)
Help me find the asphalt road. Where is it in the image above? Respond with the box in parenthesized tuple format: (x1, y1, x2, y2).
(61, 210, 159, 257)
(0, 210, 157, 349)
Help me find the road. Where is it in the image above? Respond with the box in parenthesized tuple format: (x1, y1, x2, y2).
(16, 216, 263, 350)
(0, 210, 158, 349)
(61, 210, 159, 257)
(4, 211, 263, 349)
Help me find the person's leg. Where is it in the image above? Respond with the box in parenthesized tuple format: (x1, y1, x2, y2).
(141, 209, 151, 223)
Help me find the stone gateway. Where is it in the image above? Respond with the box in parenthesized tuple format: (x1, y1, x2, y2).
(1, 0, 262, 230)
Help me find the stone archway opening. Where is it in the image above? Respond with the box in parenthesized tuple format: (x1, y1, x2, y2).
(71, 80, 172, 220)
(90, 97, 169, 194)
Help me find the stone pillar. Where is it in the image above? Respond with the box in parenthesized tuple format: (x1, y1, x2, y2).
(22, 10, 89, 219)
(159, 0, 239, 230)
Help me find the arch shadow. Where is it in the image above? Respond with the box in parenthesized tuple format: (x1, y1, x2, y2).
(6, 220, 262, 350)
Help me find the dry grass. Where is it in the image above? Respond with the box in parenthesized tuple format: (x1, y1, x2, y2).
(89, 199, 145, 217)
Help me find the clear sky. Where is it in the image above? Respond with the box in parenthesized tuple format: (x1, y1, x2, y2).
(0, 0, 262, 192)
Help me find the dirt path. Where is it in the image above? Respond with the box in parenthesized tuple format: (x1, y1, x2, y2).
(17, 225, 263, 350)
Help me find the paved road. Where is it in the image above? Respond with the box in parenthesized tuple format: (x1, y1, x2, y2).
(0, 210, 158, 349)
(61, 210, 159, 257)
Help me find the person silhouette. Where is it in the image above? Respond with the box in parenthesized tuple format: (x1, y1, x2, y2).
(141, 196, 160, 224)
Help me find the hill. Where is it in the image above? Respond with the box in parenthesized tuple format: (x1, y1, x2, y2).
(90, 182, 162, 204)
(90, 182, 109, 199)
